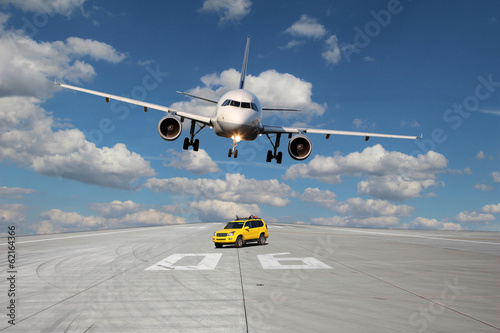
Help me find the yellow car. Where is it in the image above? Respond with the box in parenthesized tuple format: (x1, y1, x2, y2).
(213, 216, 269, 248)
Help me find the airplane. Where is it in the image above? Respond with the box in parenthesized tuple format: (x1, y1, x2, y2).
(55, 36, 421, 164)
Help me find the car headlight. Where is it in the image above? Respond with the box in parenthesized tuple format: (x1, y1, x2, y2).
(228, 231, 235, 236)
(213, 232, 216, 236)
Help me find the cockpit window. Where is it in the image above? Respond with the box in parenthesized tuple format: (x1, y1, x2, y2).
(222, 99, 259, 111)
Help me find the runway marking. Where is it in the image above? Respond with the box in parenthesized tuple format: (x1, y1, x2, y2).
(0, 225, 183, 246)
(146, 253, 222, 270)
(326, 228, 500, 246)
(257, 253, 331, 270)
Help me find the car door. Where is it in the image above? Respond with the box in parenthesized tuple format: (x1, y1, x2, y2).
(244, 221, 258, 240)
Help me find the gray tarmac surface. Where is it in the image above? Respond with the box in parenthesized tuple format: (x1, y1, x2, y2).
(1, 223, 499, 332)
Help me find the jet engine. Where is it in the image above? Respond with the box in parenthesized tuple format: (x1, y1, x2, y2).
(288, 135, 312, 160)
(158, 116, 182, 141)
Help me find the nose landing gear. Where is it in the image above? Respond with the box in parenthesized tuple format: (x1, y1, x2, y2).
(228, 136, 239, 158)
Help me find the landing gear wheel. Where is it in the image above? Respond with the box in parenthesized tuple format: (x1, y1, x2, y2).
(183, 137, 189, 150)
(266, 150, 273, 163)
(228, 149, 233, 158)
(258, 233, 266, 245)
(234, 149, 238, 158)
(276, 151, 283, 164)
(193, 139, 199, 151)
(235, 236, 243, 248)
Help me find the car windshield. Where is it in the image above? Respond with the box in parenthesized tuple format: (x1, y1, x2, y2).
(224, 222, 244, 229)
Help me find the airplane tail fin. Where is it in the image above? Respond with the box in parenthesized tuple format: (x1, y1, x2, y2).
(239, 36, 250, 90)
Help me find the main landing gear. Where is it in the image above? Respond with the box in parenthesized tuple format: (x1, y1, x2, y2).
(265, 133, 283, 164)
(183, 120, 205, 151)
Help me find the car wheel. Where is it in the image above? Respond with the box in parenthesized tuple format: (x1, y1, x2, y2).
(235, 236, 243, 248)
(258, 233, 266, 245)
(215, 243, 222, 248)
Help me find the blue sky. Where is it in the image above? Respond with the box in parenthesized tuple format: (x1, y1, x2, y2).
(0, 0, 499, 235)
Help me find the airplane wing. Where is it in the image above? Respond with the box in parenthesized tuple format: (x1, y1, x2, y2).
(55, 82, 213, 126)
(261, 125, 421, 140)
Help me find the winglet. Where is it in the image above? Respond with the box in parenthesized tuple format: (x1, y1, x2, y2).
(239, 36, 251, 90)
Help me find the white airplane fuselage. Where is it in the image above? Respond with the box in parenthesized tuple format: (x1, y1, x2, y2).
(212, 89, 262, 142)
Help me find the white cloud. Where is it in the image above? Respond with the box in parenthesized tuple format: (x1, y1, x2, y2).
(492, 171, 500, 182)
(189, 199, 260, 221)
(285, 144, 447, 201)
(352, 118, 375, 129)
(0, 18, 126, 98)
(453, 211, 495, 223)
(145, 173, 296, 207)
(0, 97, 156, 189)
(406, 217, 463, 231)
(165, 149, 220, 174)
(198, 0, 251, 24)
(0, 0, 86, 16)
(88, 200, 145, 218)
(481, 203, 500, 214)
(301, 187, 413, 228)
(333, 197, 414, 218)
(0, 186, 36, 197)
(36, 200, 185, 234)
(171, 68, 326, 119)
(285, 15, 327, 39)
(474, 183, 494, 191)
(300, 187, 337, 209)
(476, 151, 487, 160)
(310, 216, 400, 228)
(363, 56, 375, 62)
(322, 35, 341, 65)
(0, 203, 27, 223)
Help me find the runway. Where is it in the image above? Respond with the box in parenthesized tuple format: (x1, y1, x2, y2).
(1, 223, 499, 332)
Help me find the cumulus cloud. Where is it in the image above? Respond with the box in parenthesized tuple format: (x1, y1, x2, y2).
(310, 216, 400, 228)
(333, 197, 413, 218)
(0, 97, 155, 189)
(300, 187, 413, 228)
(492, 171, 500, 182)
(285, 15, 327, 39)
(36, 200, 185, 234)
(300, 187, 337, 209)
(165, 149, 220, 174)
(198, 0, 251, 24)
(474, 183, 494, 191)
(0, 0, 86, 16)
(453, 211, 495, 223)
(406, 217, 463, 231)
(189, 199, 260, 221)
(0, 203, 27, 223)
(0, 186, 36, 198)
(171, 68, 326, 119)
(145, 173, 296, 207)
(322, 35, 341, 65)
(481, 203, 500, 214)
(0, 16, 126, 98)
(285, 144, 447, 201)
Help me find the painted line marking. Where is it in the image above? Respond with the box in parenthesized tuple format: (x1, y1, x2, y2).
(257, 253, 332, 270)
(146, 253, 222, 271)
(0, 225, 178, 245)
(325, 228, 500, 246)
